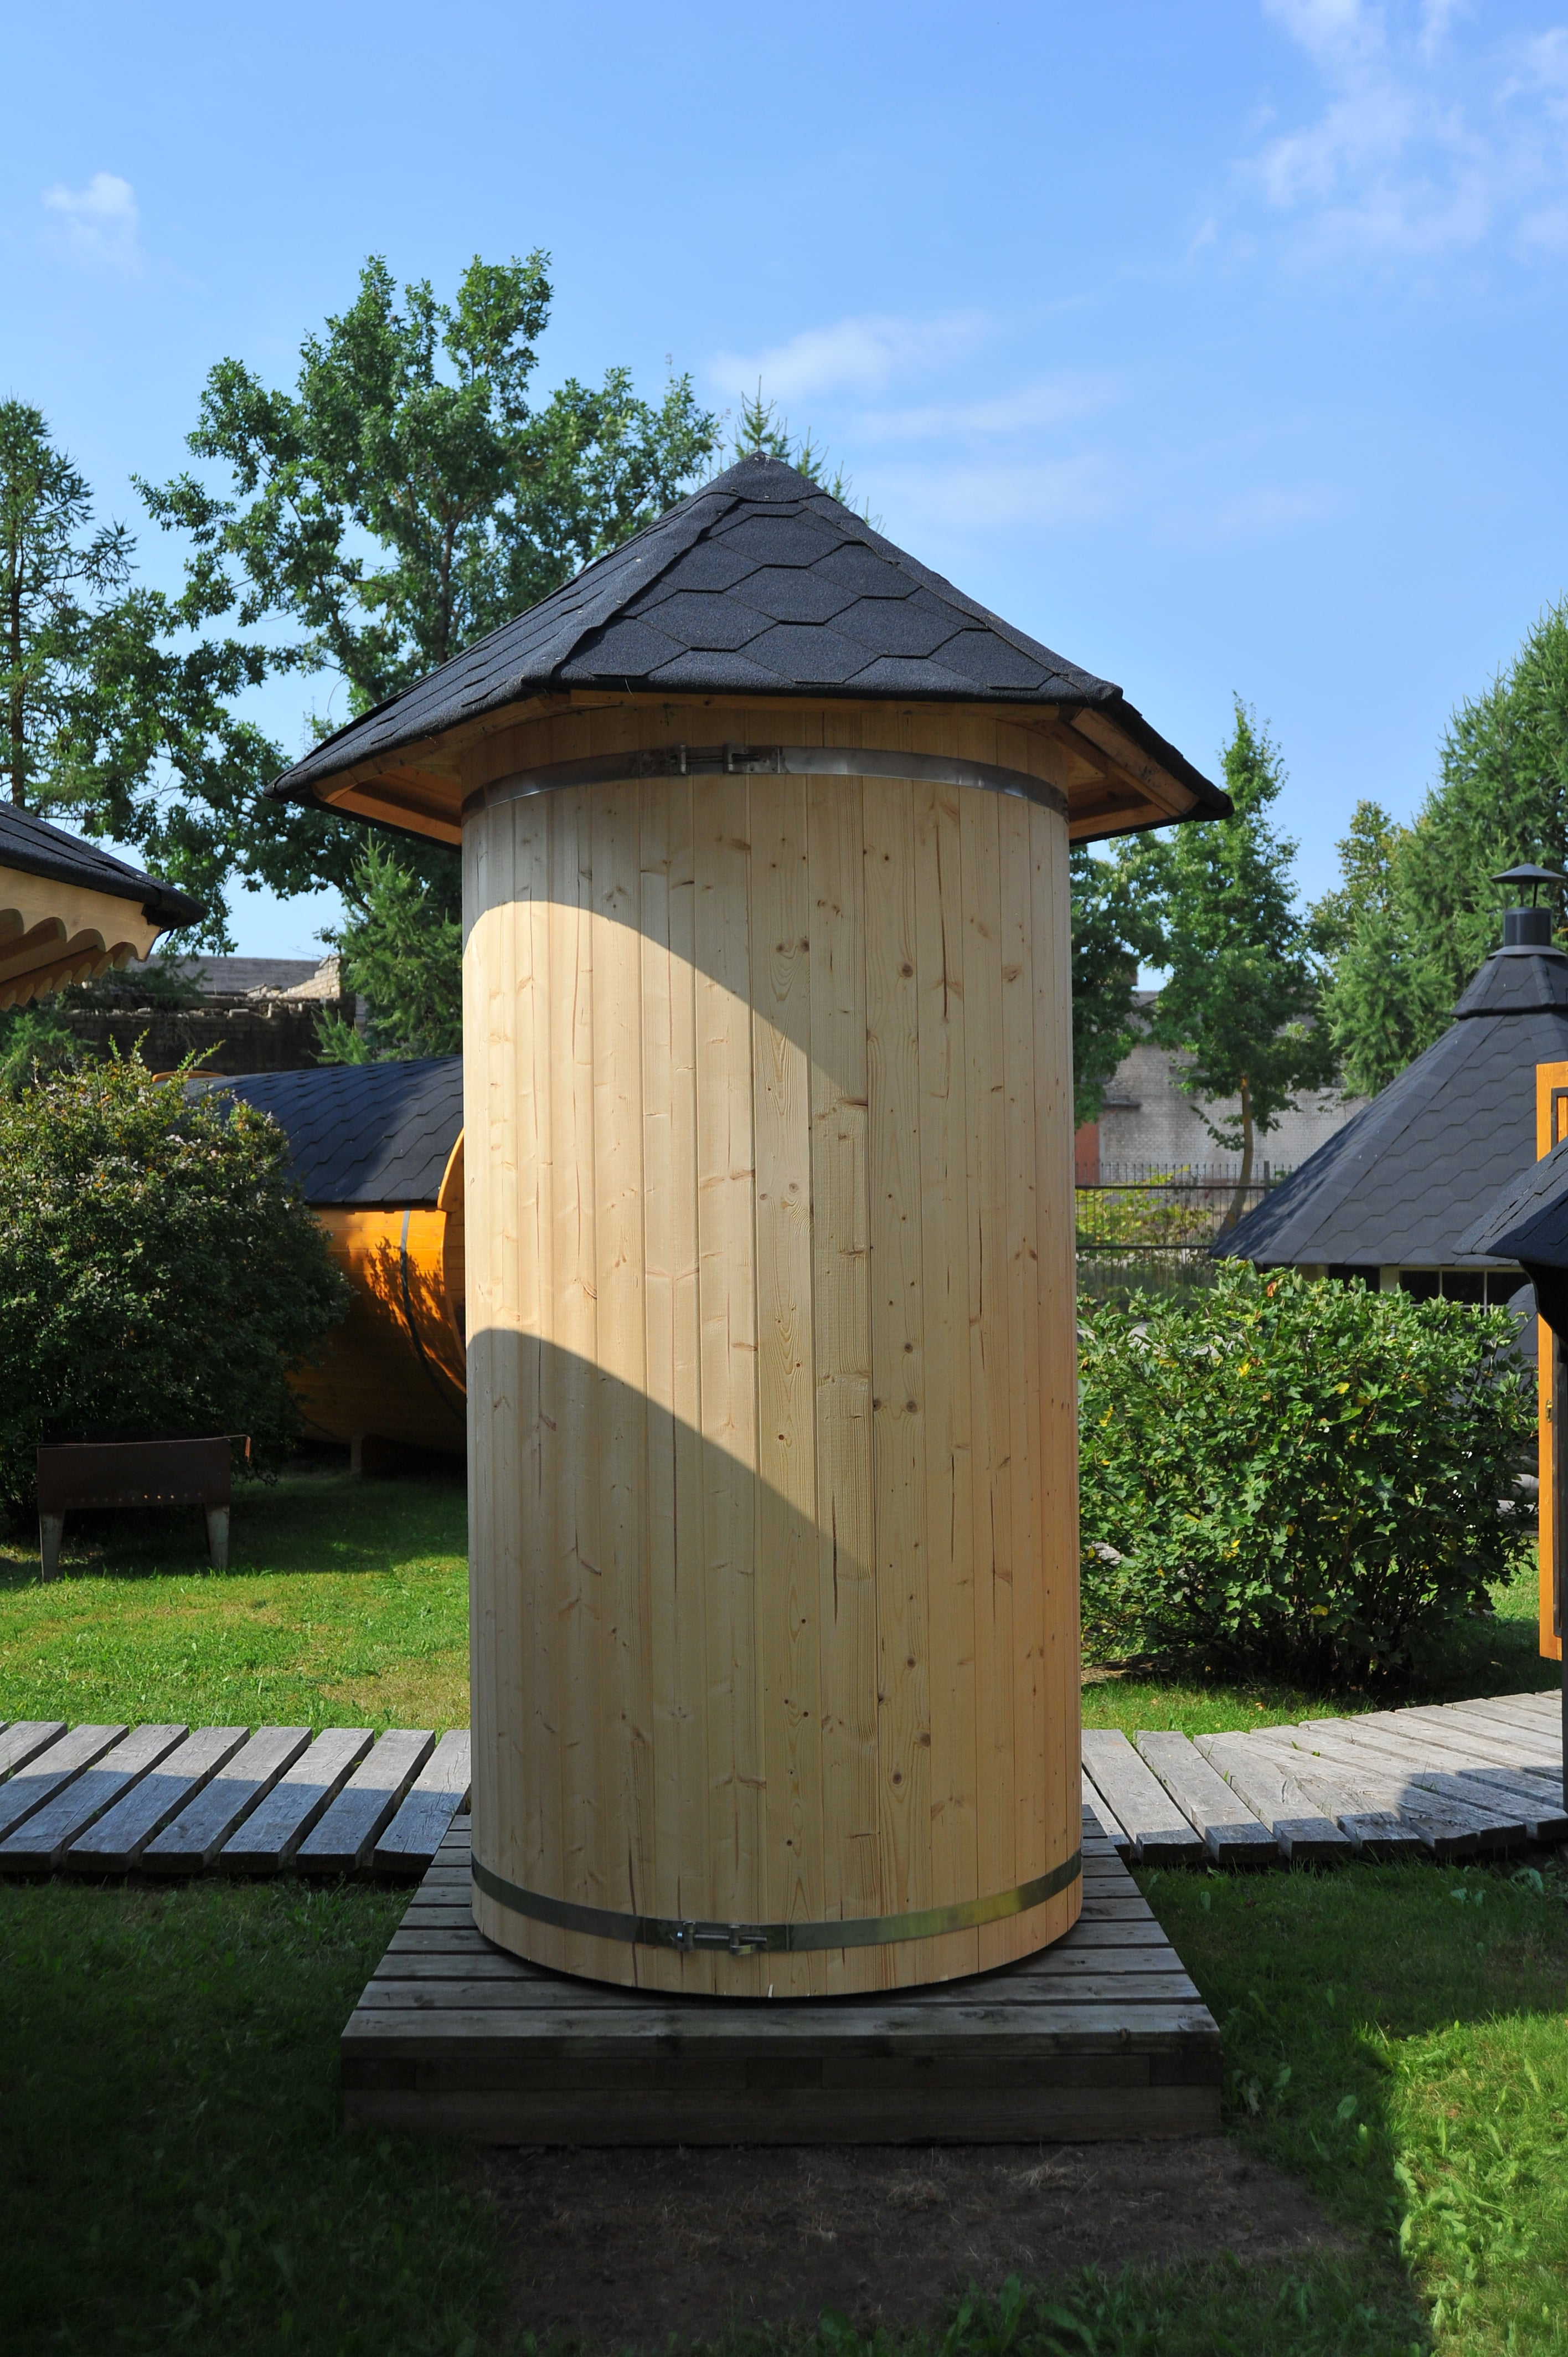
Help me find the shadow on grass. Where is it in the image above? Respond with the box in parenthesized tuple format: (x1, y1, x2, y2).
(1139, 1853, 1568, 2354)
(0, 1465, 467, 1588)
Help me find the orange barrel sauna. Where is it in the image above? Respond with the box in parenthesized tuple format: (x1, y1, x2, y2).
(193, 1060, 466, 1463)
(265, 452, 1229, 1996)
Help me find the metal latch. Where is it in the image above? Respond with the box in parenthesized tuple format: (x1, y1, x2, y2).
(668, 1919, 770, 1955)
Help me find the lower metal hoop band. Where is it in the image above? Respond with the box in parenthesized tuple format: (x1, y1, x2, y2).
(462, 743, 1069, 822)
(471, 1851, 1081, 1958)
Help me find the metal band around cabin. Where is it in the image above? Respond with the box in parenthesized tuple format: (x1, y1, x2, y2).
(462, 743, 1069, 821)
(471, 1849, 1081, 1958)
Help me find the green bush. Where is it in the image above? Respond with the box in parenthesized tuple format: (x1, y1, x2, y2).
(0, 1055, 348, 1513)
(1077, 1263, 1534, 1679)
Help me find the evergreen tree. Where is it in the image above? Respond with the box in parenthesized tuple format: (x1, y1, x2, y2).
(1131, 701, 1337, 1222)
(1314, 603, 1568, 1092)
(1315, 801, 1443, 1097)
(314, 841, 461, 1063)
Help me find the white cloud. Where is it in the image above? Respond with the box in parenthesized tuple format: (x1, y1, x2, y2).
(1236, 1, 1568, 264)
(42, 172, 142, 273)
(857, 373, 1123, 444)
(708, 311, 988, 401)
(878, 455, 1119, 533)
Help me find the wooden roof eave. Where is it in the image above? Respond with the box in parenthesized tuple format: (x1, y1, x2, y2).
(295, 689, 1211, 852)
(0, 868, 166, 1012)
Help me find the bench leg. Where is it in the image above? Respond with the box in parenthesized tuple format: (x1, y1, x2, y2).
(39, 1514, 64, 1582)
(205, 1505, 230, 1572)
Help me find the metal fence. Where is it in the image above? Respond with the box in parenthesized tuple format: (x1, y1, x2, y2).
(1075, 1162, 1285, 1301)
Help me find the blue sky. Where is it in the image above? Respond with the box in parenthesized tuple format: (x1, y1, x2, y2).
(7, 0, 1568, 955)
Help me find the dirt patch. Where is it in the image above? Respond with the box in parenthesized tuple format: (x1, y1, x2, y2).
(477, 2136, 1347, 2348)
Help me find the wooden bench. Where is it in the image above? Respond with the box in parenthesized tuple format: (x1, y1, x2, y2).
(36, 1436, 238, 1580)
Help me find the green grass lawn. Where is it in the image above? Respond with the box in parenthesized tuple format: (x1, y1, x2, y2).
(1081, 1543, 1554, 1741)
(1, 1473, 1564, 2353)
(0, 1465, 469, 1732)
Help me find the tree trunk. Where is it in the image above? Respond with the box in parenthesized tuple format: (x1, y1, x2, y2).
(1222, 1076, 1255, 1231)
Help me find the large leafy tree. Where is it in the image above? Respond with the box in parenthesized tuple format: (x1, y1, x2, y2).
(1316, 602, 1568, 1094)
(137, 252, 720, 919)
(1069, 847, 1164, 1129)
(1, 400, 129, 809)
(0, 403, 278, 940)
(1128, 701, 1337, 1220)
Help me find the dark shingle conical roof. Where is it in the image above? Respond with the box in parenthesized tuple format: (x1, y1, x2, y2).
(1219, 944, 1568, 1271)
(266, 454, 1225, 819)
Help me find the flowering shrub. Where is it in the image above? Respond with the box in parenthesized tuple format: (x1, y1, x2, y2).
(1077, 1263, 1534, 1679)
(0, 1055, 348, 1513)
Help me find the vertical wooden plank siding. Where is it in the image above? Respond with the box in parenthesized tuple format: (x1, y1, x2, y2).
(807, 777, 878, 1952)
(751, 777, 823, 1991)
(1536, 1060, 1568, 1664)
(589, 786, 653, 1957)
(913, 779, 978, 1983)
(693, 779, 763, 1949)
(959, 788, 1017, 1930)
(467, 769, 1079, 1994)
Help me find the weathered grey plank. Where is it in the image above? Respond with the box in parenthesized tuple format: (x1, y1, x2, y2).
(0, 1725, 187, 1869)
(0, 1722, 66, 1781)
(142, 1726, 313, 1872)
(1194, 1735, 1355, 1862)
(216, 1727, 374, 1872)
(1282, 1728, 1528, 1852)
(297, 1729, 435, 1874)
(1080, 1774, 1131, 1859)
(63, 1727, 249, 1873)
(0, 1723, 128, 1841)
(1337, 1707, 1562, 1779)
(373, 1731, 471, 1875)
(1081, 1730, 1205, 1866)
(1293, 1720, 1568, 1841)
(1246, 1731, 1516, 1856)
(1399, 1703, 1562, 1765)
(1230, 1733, 1427, 1859)
(1133, 1731, 1277, 1865)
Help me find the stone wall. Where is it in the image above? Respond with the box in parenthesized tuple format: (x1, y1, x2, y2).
(61, 992, 354, 1074)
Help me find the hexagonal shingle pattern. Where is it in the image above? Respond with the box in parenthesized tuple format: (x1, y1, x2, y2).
(189, 1058, 461, 1206)
(267, 454, 1223, 815)
(1221, 949, 1568, 1270)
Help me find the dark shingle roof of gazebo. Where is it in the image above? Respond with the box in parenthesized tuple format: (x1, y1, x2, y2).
(1219, 944, 1568, 1270)
(0, 801, 205, 925)
(266, 454, 1226, 816)
(189, 1058, 461, 1206)
(1459, 1130, 1568, 1268)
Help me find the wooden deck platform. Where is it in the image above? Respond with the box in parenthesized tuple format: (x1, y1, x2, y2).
(0, 1690, 1559, 1883)
(338, 1817, 1222, 2145)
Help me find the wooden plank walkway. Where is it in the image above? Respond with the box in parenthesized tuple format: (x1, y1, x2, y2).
(339, 1816, 1223, 2145)
(0, 1694, 1558, 1880)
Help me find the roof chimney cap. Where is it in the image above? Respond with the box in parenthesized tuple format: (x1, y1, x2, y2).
(1493, 861, 1565, 906)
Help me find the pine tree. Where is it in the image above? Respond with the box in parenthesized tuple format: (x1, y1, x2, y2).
(1131, 701, 1337, 1224)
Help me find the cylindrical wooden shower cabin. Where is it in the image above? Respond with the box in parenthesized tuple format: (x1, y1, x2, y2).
(266, 454, 1227, 1996)
(192, 1060, 467, 1461)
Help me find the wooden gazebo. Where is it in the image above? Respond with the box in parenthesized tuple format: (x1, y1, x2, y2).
(269, 453, 1226, 1998)
(0, 801, 204, 1009)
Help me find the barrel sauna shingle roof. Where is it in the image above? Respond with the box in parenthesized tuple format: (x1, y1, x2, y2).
(266, 454, 1227, 816)
(1461, 1130, 1568, 1267)
(1218, 945, 1568, 1270)
(0, 801, 205, 926)
(190, 1058, 461, 1206)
